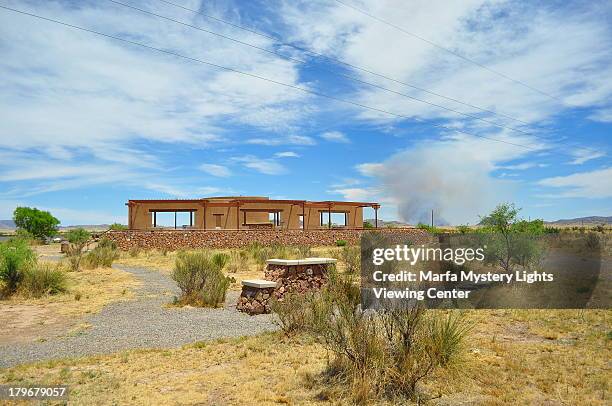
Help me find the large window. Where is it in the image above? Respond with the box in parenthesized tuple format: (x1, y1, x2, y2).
(151, 210, 195, 229)
(320, 211, 348, 227)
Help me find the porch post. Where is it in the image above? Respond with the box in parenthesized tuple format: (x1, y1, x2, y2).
(374, 207, 378, 228)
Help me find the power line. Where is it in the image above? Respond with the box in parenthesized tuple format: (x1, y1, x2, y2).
(106, 0, 539, 138)
(155, 0, 534, 127)
(0, 4, 540, 151)
(333, 0, 564, 103)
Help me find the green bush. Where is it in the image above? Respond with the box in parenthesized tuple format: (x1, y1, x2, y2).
(20, 263, 68, 298)
(128, 247, 141, 257)
(0, 240, 36, 296)
(426, 311, 471, 367)
(108, 223, 128, 231)
(172, 251, 231, 307)
(335, 239, 347, 247)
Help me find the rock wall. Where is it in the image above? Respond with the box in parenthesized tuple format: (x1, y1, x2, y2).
(236, 286, 275, 315)
(265, 263, 329, 296)
(106, 228, 430, 250)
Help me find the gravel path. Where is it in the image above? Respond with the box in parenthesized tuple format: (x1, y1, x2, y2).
(0, 265, 278, 368)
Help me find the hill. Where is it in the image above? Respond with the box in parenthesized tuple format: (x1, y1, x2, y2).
(0, 220, 15, 229)
(546, 216, 611, 225)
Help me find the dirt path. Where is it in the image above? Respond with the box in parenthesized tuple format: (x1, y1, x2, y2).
(0, 265, 277, 368)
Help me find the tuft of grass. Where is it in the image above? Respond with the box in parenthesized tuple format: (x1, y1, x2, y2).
(20, 263, 68, 298)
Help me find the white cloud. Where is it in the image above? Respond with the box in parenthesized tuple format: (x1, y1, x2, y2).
(320, 131, 350, 143)
(233, 156, 287, 175)
(247, 135, 316, 146)
(538, 167, 612, 198)
(569, 148, 606, 165)
(274, 151, 300, 158)
(356, 163, 384, 176)
(281, 0, 612, 128)
(0, 0, 311, 197)
(199, 164, 231, 177)
(498, 162, 547, 170)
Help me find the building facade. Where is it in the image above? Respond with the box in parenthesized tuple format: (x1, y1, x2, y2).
(126, 196, 380, 230)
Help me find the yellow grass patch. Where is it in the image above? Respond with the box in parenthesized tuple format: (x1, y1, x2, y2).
(1, 309, 609, 404)
(0, 263, 139, 344)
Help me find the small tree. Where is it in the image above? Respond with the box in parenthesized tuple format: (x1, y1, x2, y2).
(65, 228, 91, 271)
(479, 203, 544, 272)
(13, 207, 60, 241)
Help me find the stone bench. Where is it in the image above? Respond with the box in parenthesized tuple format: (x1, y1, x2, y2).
(236, 279, 277, 315)
(265, 257, 337, 295)
(237, 258, 337, 315)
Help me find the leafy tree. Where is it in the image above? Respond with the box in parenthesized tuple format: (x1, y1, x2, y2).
(108, 223, 127, 231)
(65, 228, 91, 271)
(363, 220, 374, 229)
(13, 207, 60, 240)
(478, 203, 544, 273)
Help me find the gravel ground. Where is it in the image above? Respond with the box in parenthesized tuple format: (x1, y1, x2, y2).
(0, 265, 278, 368)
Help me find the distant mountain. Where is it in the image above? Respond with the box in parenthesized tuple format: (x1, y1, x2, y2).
(546, 216, 612, 225)
(0, 220, 15, 229)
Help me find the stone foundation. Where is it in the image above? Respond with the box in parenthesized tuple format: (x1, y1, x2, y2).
(106, 228, 431, 251)
(264, 259, 335, 296)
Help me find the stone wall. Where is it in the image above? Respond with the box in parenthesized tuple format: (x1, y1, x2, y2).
(236, 286, 275, 315)
(106, 228, 430, 251)
(265, 263, 329, 296)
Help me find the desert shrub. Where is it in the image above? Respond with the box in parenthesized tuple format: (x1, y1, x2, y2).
(108, 223, 127, 231)
(363, 221, 374, 229)
(271, 292, 316, 335)
(416, 223, 442, 234)
(273, 269, 470, 403)
(226, 250, 249, 273)
(456, 225, 471, 234)
(585, 232, 600, 250)
(83, 243, 120, 269)
(426, 311, 471, 367)
(97, 237, 117, 250)
(211, 252, 229, 270)
(335, 239, 347, 247)
(20, 263, 67, 298)
(65, 228, 91, 272)
(128, 247, 141, 257)
(544, 226, 560, 234)
(594, 224, 605, 233)
(339, 245, 360, 274)
(0, 240, 36, 296)
(172, 250, 231, 307)
(295, 244, 313, 258)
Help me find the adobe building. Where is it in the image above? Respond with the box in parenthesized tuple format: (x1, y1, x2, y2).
(126, 196, 380, 230)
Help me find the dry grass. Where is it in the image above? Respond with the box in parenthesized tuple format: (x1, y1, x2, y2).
(115, 246, 344, 291)
(0, 261, 139, 344)
(1, 309, 608, 405)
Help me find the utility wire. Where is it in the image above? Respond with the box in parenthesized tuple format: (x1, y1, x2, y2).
(333, 0, 564, 103)
(0, 4, 540, 151)
(155, 0, 534, 127)
(106, 0, 538, 138)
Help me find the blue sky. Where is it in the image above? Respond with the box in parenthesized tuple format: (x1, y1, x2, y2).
(0, 0, 610, 225)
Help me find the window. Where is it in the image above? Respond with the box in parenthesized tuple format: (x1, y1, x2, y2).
(151, 210, 195, 229)
(214, 214, 223, 229)
(320, 211, 348, 227)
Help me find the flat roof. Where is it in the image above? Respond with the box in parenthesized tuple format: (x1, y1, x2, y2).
(127, 197, 380, 208)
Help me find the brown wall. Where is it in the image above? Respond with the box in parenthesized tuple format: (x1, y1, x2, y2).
(128, 199, 369, 230)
